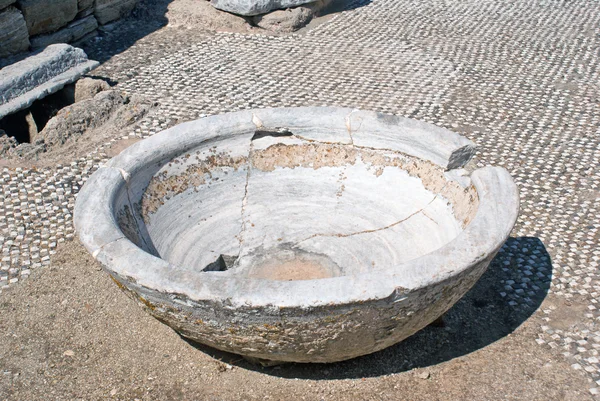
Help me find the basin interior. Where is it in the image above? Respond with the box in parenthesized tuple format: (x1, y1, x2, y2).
(120, 132, 479, 281)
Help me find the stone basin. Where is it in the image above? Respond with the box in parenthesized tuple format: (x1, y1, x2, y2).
(74, 107, 519, 364)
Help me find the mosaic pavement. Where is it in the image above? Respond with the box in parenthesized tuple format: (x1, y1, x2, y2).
(1, 0, 599, 394)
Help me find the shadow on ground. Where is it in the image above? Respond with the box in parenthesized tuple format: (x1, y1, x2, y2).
(184, 236, 553, 379)
(81, 0, 371, 65)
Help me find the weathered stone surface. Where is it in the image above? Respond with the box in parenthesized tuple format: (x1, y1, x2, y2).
(17, 0, 78, 36)
(74, 77, 110, 102)
(251, 0, 329, 32)
(0, 129, 18, 156)
(0, 44, 99, 119)
(78, 0, 93, 11)
(210, 0, 317, 16)
(76, 7, 94, 19)
(39, 90, 124, 148)
(0, 0, 16, 9)
(38, 90, 151, 148)
(94, 0, 137, 25)
(30, 15, 98, 49)
(74, 107, 519, 363)
(0, 6, 30, 59)
(252, 6, 312, 32)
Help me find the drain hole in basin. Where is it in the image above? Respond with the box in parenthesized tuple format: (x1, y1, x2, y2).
(202, 254, 238, 272)
(240, 246, 343, 281)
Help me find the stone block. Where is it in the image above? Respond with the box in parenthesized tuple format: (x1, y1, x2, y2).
(94, 0, 137, 25)
(252, 5, 312, 32)
(17, 0, 78, 36)
(210, 0, 317, 16)
(0, 0, 16, 10)
(0, 6, 29, 58)
(74, 77, 110, 102)
(76, 0, 94, 18)
(251, 0, 330, 31)
(30, 15, 98, 49)
(0, 44, 99, 119)
(78, 0, 93, 11)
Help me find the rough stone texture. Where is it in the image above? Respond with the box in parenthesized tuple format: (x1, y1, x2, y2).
(77, 0, 93, 11)
(74, 77, 110, 102)
(252, 6, 312, 32)
(36, 90, 151, 150)
(17, 0, 78, 36)
(0, 129, 18, 155)
(38, 90, 124, 147)
(163, 0, 252, 32)
(74, 107, 518, 363)
(0, 44, 99, 120)
(23, 110, 38, 142)
(0, 6, 30, 59)
(94, 0, 137, 25)
(251, 0, 330, 32)
(30, 15, 98, 49)
(0, 0, 16, 9)
(211, 0, 318, 17)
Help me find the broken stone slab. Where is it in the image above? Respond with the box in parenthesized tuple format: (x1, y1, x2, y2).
(0, 6, 30, 59)
(17, 0, 78, 36)
(30, 15, 98, 49)
(75, 107, 519, 363)
(0, 44, 99, 120)
(210, 0, 318, 17)
(94, 0, 137, 25)
(0, 0, 16, 9)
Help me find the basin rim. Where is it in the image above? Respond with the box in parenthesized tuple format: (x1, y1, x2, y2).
(74, 107, 519, 308)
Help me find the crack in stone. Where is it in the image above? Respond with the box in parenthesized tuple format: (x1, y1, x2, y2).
(295, 183, 449, 245)
(91, 236, 127, 259)
(236, 141, 254, 254)
(345, 109, 362, 146)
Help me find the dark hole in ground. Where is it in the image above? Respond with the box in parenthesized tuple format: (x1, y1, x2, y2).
(0, 84, 75, 143)
(0, 110, 35, 144)
(29, 86, 75, 132)
(0, 84, 75, 144)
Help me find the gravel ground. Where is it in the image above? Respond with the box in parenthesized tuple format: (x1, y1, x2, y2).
(0, 241, 593, 400)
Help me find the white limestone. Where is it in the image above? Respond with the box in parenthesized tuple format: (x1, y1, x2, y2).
(74, 107, 519, 363)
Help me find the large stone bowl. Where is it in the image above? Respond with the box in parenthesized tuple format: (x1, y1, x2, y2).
(74, 107, 519, 364)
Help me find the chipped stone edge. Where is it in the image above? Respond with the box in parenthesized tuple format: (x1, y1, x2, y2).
(74, 107, 519, 309)
(0, 59, 99, 119)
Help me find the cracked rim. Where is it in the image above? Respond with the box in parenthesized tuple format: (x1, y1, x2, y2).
(74, 107, 519, 307)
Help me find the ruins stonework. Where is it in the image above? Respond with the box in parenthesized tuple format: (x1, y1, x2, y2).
(74, 107, 519, 363)
(0, 0, 139, 59)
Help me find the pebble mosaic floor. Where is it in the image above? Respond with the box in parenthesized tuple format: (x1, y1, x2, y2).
(1, 0, 599, 394)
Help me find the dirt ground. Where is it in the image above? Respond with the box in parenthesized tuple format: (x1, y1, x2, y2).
(0, 240, 592, 401)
